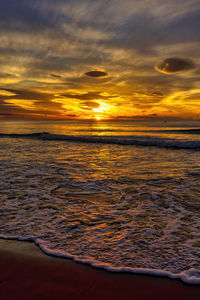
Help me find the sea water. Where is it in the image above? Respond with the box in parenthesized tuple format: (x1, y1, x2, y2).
(0, 119, 200, 284)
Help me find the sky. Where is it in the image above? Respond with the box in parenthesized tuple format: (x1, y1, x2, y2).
(0, 0, 200, 121)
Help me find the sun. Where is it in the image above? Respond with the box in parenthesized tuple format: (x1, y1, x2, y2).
(95, 116, 101, 121)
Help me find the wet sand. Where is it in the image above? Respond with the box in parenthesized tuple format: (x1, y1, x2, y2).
(0, 239, 200, 300)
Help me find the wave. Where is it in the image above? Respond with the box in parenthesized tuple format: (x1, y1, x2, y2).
(76, 128, 200, 134)
(0, 235, 200, 285)
(0, 131, 200, 150)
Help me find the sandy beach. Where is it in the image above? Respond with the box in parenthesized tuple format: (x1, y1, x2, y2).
(0, 239, 199, 300)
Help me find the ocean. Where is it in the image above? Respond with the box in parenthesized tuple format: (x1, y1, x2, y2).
(0, 119, 200, 284)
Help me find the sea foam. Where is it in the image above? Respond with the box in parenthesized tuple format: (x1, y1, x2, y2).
(0, 235, 200, 284)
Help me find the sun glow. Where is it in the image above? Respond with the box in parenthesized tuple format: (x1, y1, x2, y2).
(91, 102, 111, 120)
(92, 105, 107, 113)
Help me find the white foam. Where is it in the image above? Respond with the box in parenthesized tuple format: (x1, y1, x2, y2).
(0, 235, 200, 284)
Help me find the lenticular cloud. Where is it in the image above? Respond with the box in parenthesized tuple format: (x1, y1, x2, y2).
(155, 57, 195, 74)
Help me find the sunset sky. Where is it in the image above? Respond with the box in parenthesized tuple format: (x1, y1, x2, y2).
(0, 0, 200, 120)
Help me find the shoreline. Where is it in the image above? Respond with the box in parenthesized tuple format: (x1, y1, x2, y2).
(0, 239, 200, 299)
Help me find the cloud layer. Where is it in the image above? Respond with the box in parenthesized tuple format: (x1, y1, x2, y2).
(0, 0, 200, 120)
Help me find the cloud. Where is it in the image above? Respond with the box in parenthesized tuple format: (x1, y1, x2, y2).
(50, 74, 62, 78)
(0, 113, 13, 116)
(65, 114, 79, 118)
(0, 88, 53, 101)
(131, 91, 164, 109)
(84, 70, 109, 78)
(61, 92, 110, 101)
(155, 57, 196, 74)
(0, 88, 66, 118)
(113, 113, 158, 120)
(81, 101, 99, 109)
(151, 91, 164, 97)
(0, 0, 200, 120)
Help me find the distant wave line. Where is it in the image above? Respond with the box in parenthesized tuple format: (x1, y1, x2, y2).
(0, 132, 200, 150)
(75, 128, 200, 134)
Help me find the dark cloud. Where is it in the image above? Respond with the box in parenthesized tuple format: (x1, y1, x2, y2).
(61, 92, 110, 101)
(108, 14, 161, 55)
(84, 70, 109, 78)
(0, 88, 65, 119)
(65, 114, 79, 118)
(0, 0, 56, 33)
(0, 113, 13, 116)
(0, 88, 53, 101)
(162, 11, 200, 46)
(133, 91, 164, 98)
(151, 91, 164, 97)
(108, 4, 200, 55)
(0, 72, 17, 78)
(155, 57, 196, 74)
(50, 74, 62, 78)
(113, 114, 158, 120)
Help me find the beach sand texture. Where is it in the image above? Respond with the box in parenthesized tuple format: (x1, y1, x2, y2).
(0, 240, 200, 300)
